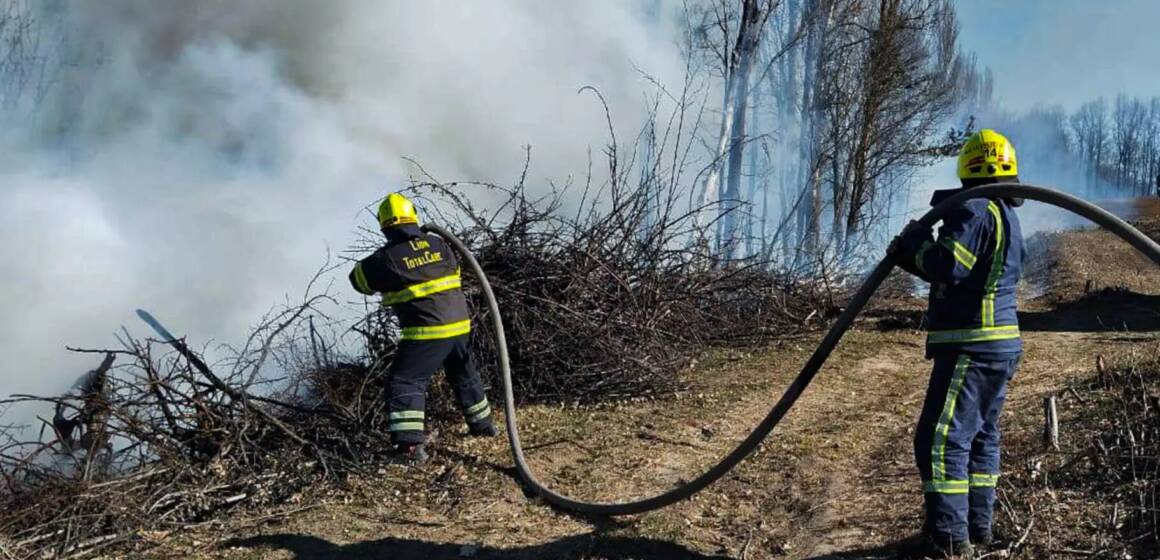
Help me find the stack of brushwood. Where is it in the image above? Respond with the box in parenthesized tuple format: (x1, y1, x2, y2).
(385, 179, 832, 403)
(0, 172, 829, 558)
(0, 290, 401, 559)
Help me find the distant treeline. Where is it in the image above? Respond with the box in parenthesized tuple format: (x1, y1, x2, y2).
(1068, 96, 1160, 196)
(998, 96, 1160, 198)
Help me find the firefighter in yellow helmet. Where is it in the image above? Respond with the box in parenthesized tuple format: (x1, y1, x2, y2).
(891, 129, 1026, 557)
(350, 193, 497, 465)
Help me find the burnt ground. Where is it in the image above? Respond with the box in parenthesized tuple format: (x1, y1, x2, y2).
(139, 201, 1160, 560)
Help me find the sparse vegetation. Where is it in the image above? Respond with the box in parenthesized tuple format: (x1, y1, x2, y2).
(1000, 351, 1160, 558)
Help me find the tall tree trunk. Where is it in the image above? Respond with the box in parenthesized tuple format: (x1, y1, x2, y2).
(796, 0, 828, 271)
(745, 86, 763, 258)
(698, 74, 736, 238)
(712, 0, 769, 260)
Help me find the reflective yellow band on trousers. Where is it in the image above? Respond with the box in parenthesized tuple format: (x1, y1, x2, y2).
(970, 473, 1000, 487)
(382, 272, 462, 305)
(388, 422, 424, 432)
(924, 479, 969, 494)
(389, 410, 425, 421)
(931, 355, 970, 483)
(389, 410, 425, 432)
(928, 325, 1020, 344)
(465, 400, 489, 415)
(401, 319, 472, 341)
(465, 400, 492, 423)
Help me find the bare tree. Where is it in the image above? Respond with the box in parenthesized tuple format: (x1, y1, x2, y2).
(716, 0, 777, 256)
(1142, 98, 1160, 196)
(837, 0, 967, 249)
(676, 0, 983, 272)
(1056, 94, 1160, 196)
(1112, 94, 1147, 191)
(689, 0, 778, 257)
(0, 0, 63, 117)
(1071, 98, 1109, 187)
(761, 0, 974, 268)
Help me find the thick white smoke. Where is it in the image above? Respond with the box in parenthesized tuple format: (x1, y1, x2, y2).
(0, 1, 685, 408)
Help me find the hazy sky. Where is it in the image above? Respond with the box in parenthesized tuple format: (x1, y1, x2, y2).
(956, 0, 1160, 111)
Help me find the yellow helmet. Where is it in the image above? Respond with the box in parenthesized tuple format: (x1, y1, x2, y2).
(957, 128, 1018, 180)
(377, 193, 419, 228)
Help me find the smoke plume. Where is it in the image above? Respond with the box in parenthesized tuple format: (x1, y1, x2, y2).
(0, 1, 685, 405)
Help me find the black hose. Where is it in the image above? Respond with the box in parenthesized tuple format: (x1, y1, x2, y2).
(424, 183, 1160, 516)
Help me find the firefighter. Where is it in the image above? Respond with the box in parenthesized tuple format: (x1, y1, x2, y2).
(349, 193, 497, 465)
(891, 129, 1026, 558)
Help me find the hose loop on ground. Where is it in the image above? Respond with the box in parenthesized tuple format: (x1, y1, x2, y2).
(425, 183, 1160, 516)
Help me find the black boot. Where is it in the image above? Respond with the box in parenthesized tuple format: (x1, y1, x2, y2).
(467, 420, 498, 437)
(389, 443, 429, 465)
(970, 527, 1007, 552)
(922, 534, 975, 559)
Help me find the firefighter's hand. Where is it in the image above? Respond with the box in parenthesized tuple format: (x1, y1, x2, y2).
(888, 221, 920, 254)
(888, 235, 904, 255)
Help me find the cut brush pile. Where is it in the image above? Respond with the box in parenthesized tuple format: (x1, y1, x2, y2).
(1, 171, 826, 558)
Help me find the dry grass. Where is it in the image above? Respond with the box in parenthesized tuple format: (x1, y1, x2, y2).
(1000, 350, 1160, 558)
(1026, 200, 1160, 303)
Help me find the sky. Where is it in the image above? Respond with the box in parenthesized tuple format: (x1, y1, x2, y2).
(955, 0, 1160, 112)
(904, 1, 1160, 228)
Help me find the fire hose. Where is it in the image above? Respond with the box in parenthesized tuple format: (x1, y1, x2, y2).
(423, 183, 1160, 516)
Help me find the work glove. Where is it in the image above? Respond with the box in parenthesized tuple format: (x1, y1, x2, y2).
(888, 220, 925, 255)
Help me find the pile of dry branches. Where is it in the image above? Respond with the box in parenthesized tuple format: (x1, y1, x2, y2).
(389, 171, 830, 402)
(0, 138, 834, 557)
(0, 286, 411, 559)
(0, 177, 828, 556)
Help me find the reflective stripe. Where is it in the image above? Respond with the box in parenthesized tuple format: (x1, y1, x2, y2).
(401, 320, 472, 341)
(931, 355, 971, 483)
(353, 263, 372, 294)
(940, 238, 977, 270)
(924, 479, 969, 494)
(928, 325, 1020, 344)
(382, 272, 462, 305)
(388, 422, 424, 432)
(464, 401, 491, 424)
(982, 202, 1005, 327)
(970, 473, 1000, 488)
(389, 410, 424, 421)
(466, 405, 492, 423)
(915, 240, 935, 275)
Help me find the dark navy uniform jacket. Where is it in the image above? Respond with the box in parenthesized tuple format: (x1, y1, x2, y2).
(898, 190, 1025, 360)
(349, 224, 471, 341)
